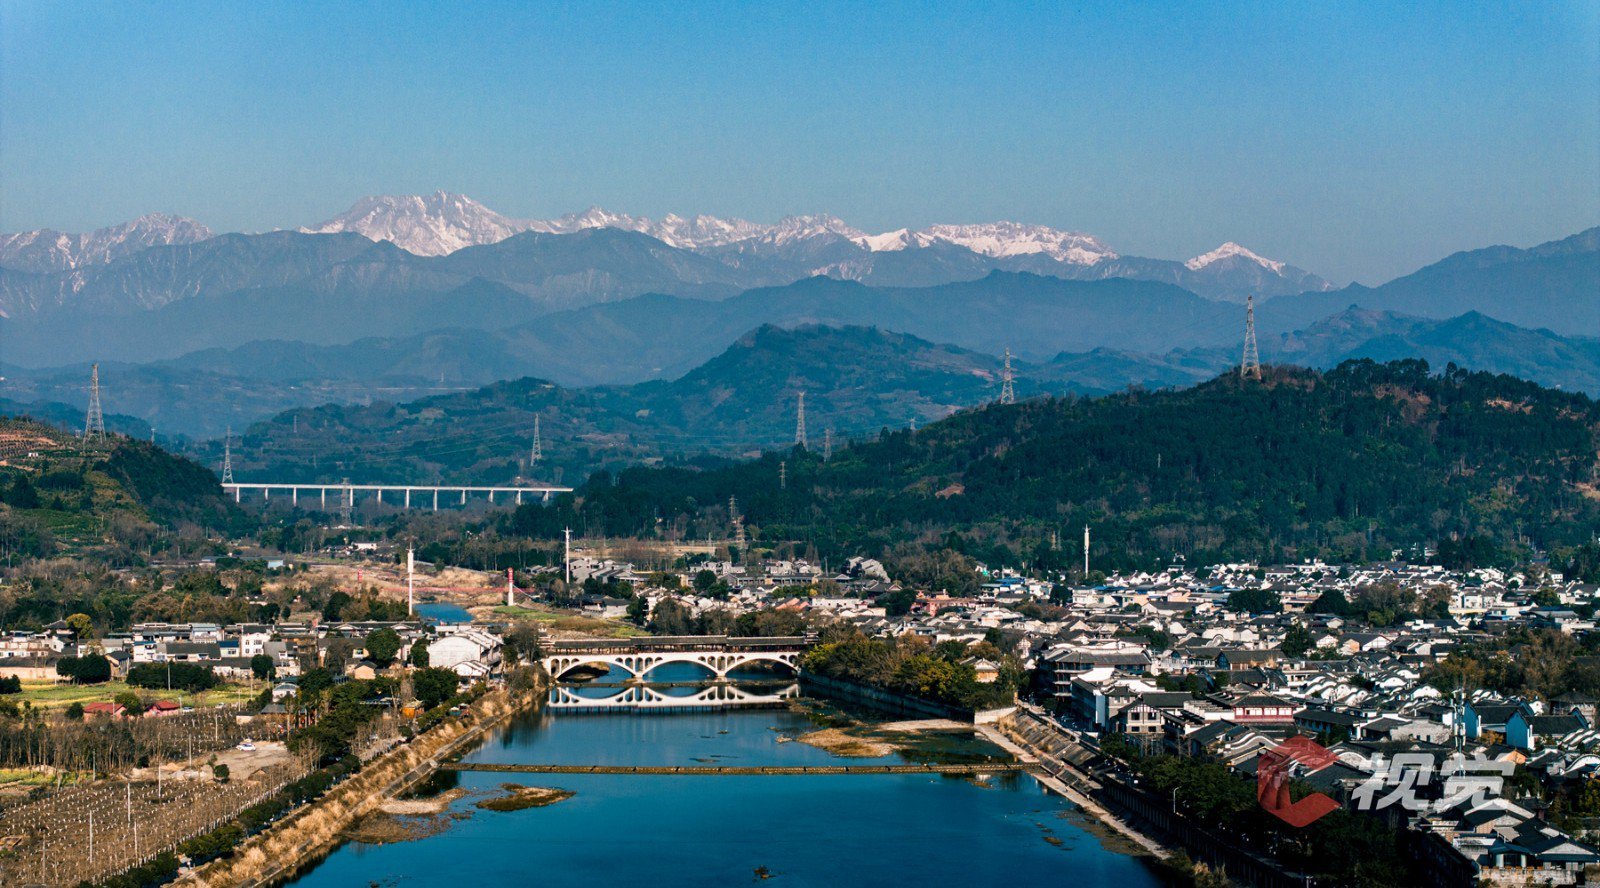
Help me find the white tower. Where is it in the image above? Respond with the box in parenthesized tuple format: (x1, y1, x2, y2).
(406, 545, 415, 616)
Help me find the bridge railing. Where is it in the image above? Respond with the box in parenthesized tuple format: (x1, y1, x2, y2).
(544, 635, 812, 654)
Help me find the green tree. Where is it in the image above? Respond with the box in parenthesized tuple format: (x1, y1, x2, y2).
(64, 612, 96, 640)
(878, 588, 917, 617)
(409, 642, 430, 668)
(1281, 624, 1314, 658)
(412, 667, 460, 709)
(648, 599, 698, 636)
(364, 628, 402, 664)
(250, 653, 276, 681)
(114, 690, 145, 716)
(56, 653, 111, 684)
(1227, 588, 1281, 614)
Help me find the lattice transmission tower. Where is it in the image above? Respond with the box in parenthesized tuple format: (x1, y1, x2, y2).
(999, 347, 1016, 404)
(221, 427, 235, 484)
(794, 391, 807, 449)
(1240, 294, 1261, 380)
(530, 415, 542, 465)
(83, 363, 106, 446)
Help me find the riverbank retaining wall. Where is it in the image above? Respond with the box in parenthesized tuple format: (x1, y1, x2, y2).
(177, 686, 529, 888)
(997, 707, 1316, 888)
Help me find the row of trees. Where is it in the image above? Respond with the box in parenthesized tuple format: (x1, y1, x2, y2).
(1424, 627, 1600, 701)
(640, 599, 810, 637)
(802, 627, 1024, 711)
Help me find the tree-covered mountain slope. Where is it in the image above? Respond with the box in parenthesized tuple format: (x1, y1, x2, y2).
(538, 360, 1600, 569)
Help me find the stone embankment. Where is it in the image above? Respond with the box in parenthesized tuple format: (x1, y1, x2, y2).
(980, 706, 1170, 858)
(177, 688, 526, 888)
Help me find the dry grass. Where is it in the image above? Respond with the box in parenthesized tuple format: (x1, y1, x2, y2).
(474, 784, 574, 812)
(18, 679, 258, 711)
(795, 728, 895, 758)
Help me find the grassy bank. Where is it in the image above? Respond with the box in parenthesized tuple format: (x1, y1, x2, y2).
(489, 603, 647, 637)
(17, 678, 260, 710)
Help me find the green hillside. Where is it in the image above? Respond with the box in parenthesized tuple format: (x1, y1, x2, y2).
(0, 419, 242, 558)
(531, 360, 1600, 569)
(208, 325, 1068, 485)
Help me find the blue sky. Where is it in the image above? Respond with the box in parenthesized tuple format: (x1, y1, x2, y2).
(2, 1, 1595, 283)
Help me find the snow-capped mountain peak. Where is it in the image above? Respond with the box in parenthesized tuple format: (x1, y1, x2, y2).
(302, 191, 527, 256)
(761, 214, 866, 245)
(1185, 242, 1285, 273)
(858, 221, 1117, 265)
(0, 213, 214, 274)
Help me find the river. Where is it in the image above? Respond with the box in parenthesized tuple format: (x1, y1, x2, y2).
(412, 602, 474, 623)
(284, 679, 1163, 887)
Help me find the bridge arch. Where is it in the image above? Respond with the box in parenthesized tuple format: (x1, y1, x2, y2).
(544, 649, 802, 682)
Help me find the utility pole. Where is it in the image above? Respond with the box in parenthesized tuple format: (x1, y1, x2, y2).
(1083, 524, 1091, 578)
(794, 390, 808, 449)
(823, 428, 833, 461)
(563, 527, 572, 584)
(1241, 294, 1261, 380)
(221, 427, 235, 484)
(999, 347, 1016, 404)
(83, 363, 106, 445)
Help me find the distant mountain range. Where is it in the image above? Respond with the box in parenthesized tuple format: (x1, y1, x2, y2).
(172, 317, 1600, 487)
(1266, 227, 1600, 334)
(303, 192, 1332, 301)
(0, 213, 214, 274)
(11, 274, 1600, 444)
(2, 195, 1594, 458)
(0, 194, 1332, 362)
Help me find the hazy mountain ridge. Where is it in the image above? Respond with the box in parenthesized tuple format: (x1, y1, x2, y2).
(193, 325, 1066, 486)
(11, 296, 1600, 463)
(1265, 227, 1600, 335)
(0, 193, 1331, 342)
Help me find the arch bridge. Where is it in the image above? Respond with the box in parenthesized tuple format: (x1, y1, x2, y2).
(542, 635, 808, 682)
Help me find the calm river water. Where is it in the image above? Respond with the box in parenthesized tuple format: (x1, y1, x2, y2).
(285, 687, 1162, 887)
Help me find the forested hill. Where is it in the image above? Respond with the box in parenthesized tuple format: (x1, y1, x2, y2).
(0, 420, 243, 557)
(521, 360, 1600, 569)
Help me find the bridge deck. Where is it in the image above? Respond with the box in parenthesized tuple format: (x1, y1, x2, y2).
(441, 762, 1029, 776)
